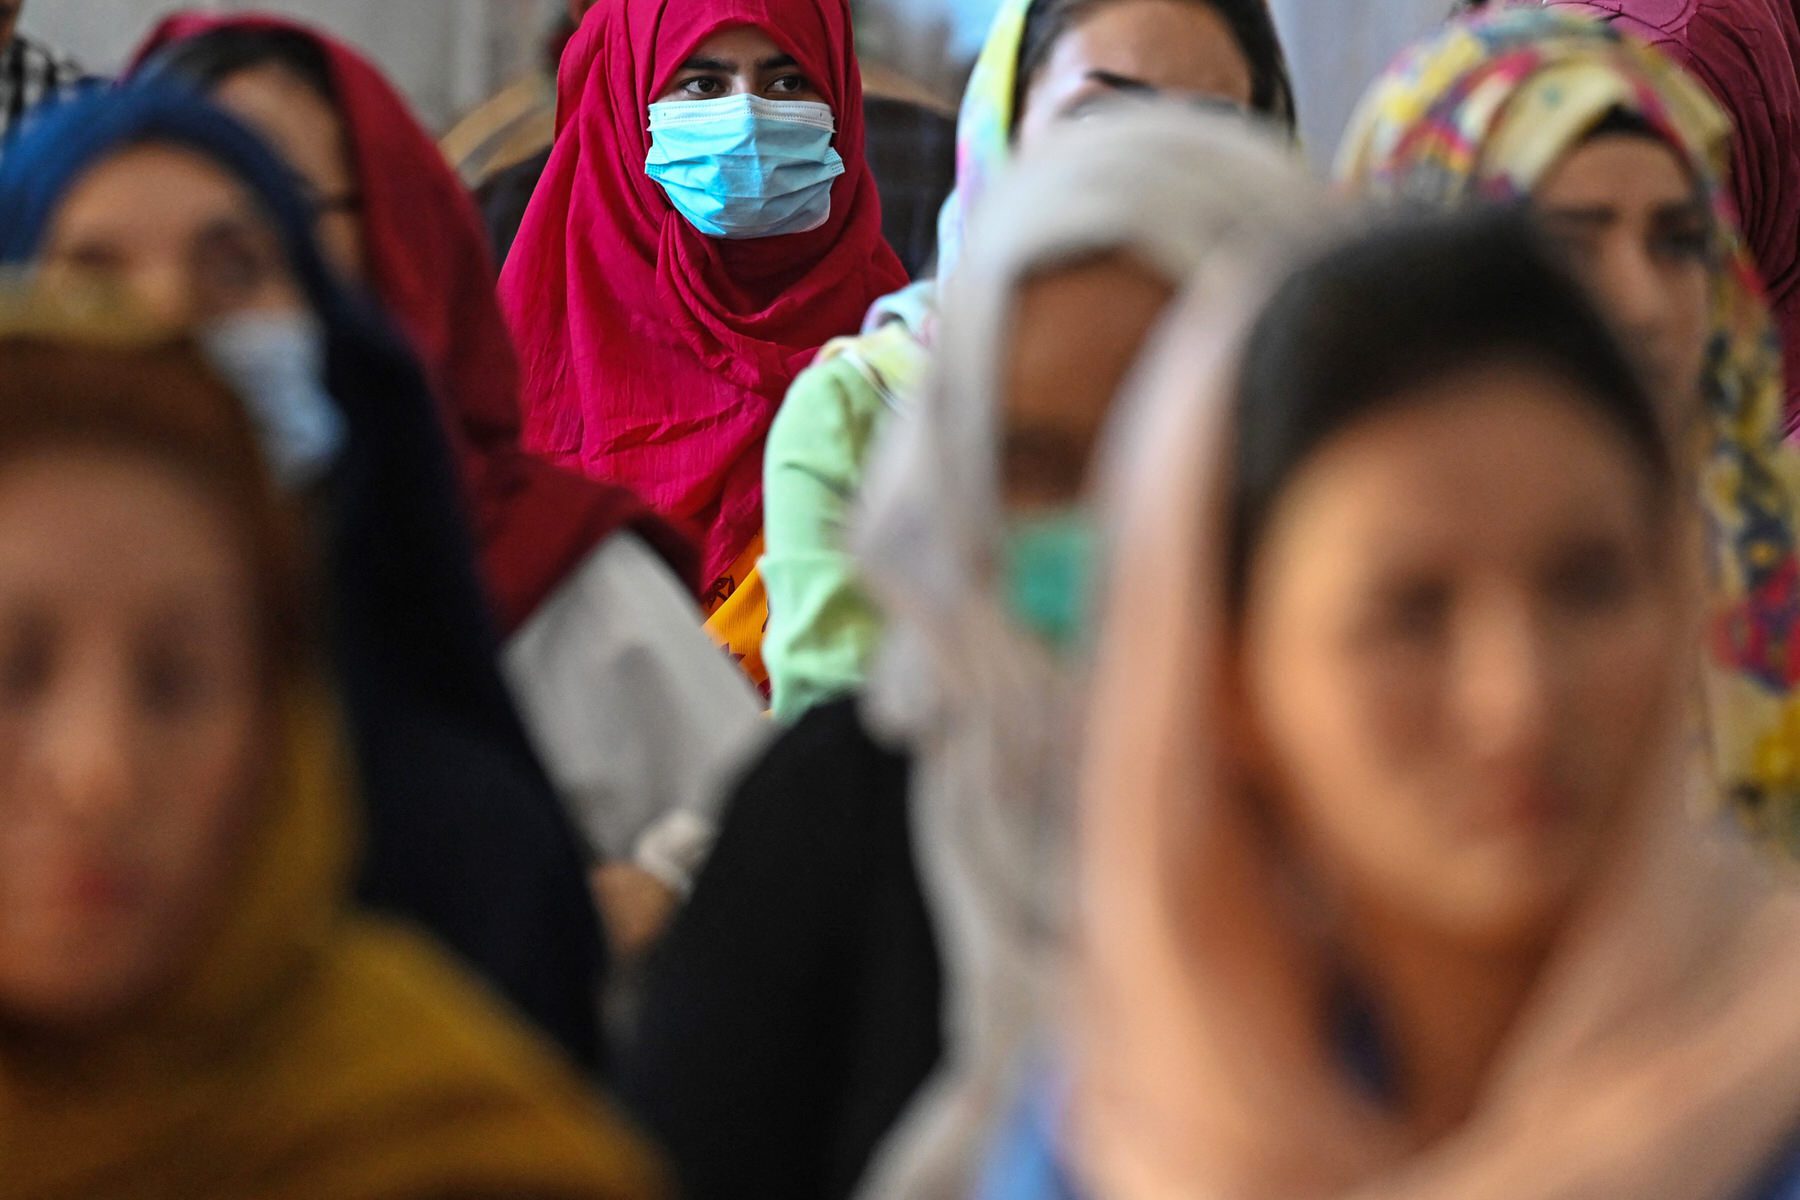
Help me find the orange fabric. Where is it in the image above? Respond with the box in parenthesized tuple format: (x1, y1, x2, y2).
(704, 531, 770, 692)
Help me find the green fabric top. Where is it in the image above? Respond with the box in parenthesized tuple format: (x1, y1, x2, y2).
(761, 317, 931, 722)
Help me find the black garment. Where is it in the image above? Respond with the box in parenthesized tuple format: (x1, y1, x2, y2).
(624, 699, 942, 1200)
(0, 87, 606, 1074)
(862, 95, 957, 279)
(477, 145, 550, 267)
(324, 314, 606, 1075)
(477, 97, 958, 277)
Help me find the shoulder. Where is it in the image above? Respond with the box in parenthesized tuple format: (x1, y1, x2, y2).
(253, 925, 668, 1199)
(774, 343, 897, 453)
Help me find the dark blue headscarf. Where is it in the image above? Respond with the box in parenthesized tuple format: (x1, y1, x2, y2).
(0, 84, 606, 1073)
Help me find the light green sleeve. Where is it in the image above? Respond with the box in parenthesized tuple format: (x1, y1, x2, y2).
(761, 343, 902, 723)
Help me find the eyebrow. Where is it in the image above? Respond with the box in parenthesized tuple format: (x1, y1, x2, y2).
(1653, 198, 1710, 221)
(1542, 197, 1708, 226)
(1539, 206, 1619, 228)
(678, 53, 799, 73)
(1085, 69, 1157, 96)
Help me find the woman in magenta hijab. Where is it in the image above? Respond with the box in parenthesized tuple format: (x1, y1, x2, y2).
(499, 0, 908, 687)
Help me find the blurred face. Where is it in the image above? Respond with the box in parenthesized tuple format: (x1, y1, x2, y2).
(1015, 0, 1254, 151)
(40, 144, 309, 329)
(1238, 366, 1677, 950)
(654, 25, 823, 104)
(0, 2, 21, 51)
(211, 63, 365, 281)
(1534, 135, 1711, 418)
(1001, 254, 1175, 511)
(0, 449, 266, 1026)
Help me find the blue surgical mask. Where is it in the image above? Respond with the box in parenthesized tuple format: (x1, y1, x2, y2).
(200, 311, 344, 491)
(645, 93, 846, 239)
(1000, 508, 1098, 653)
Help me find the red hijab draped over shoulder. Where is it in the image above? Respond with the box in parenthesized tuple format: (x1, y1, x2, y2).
(499, 0, 908, 586)
(133, 12, 696, 634)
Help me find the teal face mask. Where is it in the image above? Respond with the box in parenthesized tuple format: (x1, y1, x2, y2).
(644, 93, 846, 239)
(1000, 509, 1097, 653)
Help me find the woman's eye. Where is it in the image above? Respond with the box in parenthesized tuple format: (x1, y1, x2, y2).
(1364, 581, 1449, 646)
(681, 76, 724, 97)
(768, 74, 812, 95)
(1652, 226, 1710, 263)
(1545, 547, 1635, 614)
(0, 623, 52, 709)
(136, 649, 213, 717)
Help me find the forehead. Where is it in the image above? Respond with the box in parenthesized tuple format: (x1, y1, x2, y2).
(1036, 0, 1254, 99)
(1272, 366, 1653, 557)
(1536, 133, 1701, 209)
(48, 143, 269, 245)
(654, 18, 815, 94)
(0, 449, 244, 598)
(1004, 255, 1174, 414)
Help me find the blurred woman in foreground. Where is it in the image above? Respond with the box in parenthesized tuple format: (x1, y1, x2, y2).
(0, 86, 608, 1067)
(1339, 8, 1800, 847)
(0, 299, 660, 1198)
(992, 214, 1800, 1200)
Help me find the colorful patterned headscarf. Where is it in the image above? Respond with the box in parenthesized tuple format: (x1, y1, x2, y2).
(856, 0, 1030, 343)
(932, 0, 1030, 283)
(1338, 8, 1800, 849)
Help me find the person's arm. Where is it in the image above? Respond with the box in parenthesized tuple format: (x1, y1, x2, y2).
(762, 352, 897, 722)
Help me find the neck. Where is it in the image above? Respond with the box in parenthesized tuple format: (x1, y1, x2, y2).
(1340, 900, 1549, 1143)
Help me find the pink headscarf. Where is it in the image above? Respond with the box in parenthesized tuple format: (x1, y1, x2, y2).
(499, 0, 908, 585)
(1064, 272, 1800, 1199)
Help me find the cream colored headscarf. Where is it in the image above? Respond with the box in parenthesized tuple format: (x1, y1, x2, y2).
(852, 104, 1326, 1200)
(1063, 249, 1800, 1200)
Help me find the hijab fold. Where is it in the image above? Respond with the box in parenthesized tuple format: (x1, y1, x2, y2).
(134, 12, 697, 632)
(499, 0, 906, 585)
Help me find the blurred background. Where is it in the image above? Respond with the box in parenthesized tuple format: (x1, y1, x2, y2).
(25, 0, 1451, 166)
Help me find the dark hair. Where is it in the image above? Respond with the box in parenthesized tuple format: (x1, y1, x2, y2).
(1585, 105, 1661, 143)
(1229, 211, 1672, 607)
(1013, 0, 1296, 133)
(146, 27, 337, 109)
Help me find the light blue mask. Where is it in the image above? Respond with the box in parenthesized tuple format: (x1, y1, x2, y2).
(1000, 508, 1098, 654)
(645, 93, 846, 239)
(200, 312, 344, 491)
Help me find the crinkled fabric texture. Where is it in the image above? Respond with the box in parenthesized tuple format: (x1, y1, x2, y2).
(1338, 6, 1800, 851)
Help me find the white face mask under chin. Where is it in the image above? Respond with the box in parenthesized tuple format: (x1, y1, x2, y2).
(200, 311, 345, 490)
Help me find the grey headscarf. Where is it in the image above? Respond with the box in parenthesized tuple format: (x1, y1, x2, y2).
(852, 103, 1330, 1199)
